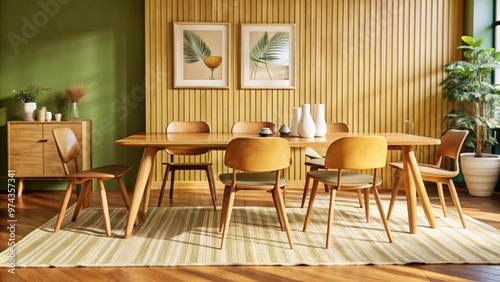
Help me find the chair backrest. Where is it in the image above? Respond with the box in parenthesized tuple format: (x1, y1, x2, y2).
(165, 121, 211, 156)
(435, 129, 469, 172)
(52, 127, 81, 175)
(224, 137, 292, 172)
(326, 122, 350, 135)
(231, 121, 277, 134)
(324, 136, 388, 170)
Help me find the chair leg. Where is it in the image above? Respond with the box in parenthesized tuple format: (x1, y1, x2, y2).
(387, 175, 401, 220)
(219, 185, 231, 232)
(220, 187, 236, 249)
(169, 169, 176, 198)
(364, 189, 370, 223)
(205, 165, 217, 211)
(274, 185, 293, 249)
(372, 186, 393, 243)
(325, 188, 337, 249)
(54, 180, 75, 232)
(117, 177, 131, 209)
(158, 165, 171, 207)
(447, 180, 466, 228)
(301, 166, 318, 208)
(436, 182, 447, 218)
(97, 179, 112, 236)
(72, 181, 91, 222)
(303, 180, 320, 232)
(356, 189, 363, 208)
(271, 188, 285, 230)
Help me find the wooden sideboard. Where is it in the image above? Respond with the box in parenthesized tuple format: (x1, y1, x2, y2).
(7, 120, 92, 196)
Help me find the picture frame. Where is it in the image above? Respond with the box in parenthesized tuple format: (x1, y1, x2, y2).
(174, 22, 230, 89)
(241, 24, 295, 89)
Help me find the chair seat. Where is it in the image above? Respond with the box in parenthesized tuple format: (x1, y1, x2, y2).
(219, 172, 286, 187)
(305, 158, 325, 167)
(163, 162, 213, 167)
(307, 170, 382, 189)
(389, 161, 458, 178)
(70, 165, 131, 179)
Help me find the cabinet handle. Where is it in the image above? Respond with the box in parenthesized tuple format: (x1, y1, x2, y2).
(39, 139, 48, 143)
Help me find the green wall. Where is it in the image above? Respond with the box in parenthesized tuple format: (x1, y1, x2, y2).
(0, 0, 145, 190)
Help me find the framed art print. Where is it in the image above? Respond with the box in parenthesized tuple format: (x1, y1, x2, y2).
(241, 24, 295, 89)
(174, 22, 230, 88)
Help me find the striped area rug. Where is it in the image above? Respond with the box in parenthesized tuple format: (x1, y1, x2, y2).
(1, 196, 499, 267)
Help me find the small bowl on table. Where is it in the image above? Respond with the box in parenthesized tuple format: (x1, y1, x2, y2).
(258, 127, 273, 137)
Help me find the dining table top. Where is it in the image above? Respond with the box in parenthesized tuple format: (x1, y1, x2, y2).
(115, 131, 441, 149)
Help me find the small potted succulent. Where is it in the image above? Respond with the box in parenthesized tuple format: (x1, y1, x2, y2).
(12, 84, 49, 121)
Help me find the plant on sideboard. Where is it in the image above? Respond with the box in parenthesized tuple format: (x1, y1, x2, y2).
(440, 36, 500, 196)
(12, 84, 49, 121)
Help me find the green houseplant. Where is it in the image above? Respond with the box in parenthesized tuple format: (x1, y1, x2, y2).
(440, 36, 500, 196)
(12, 84, 49, 121)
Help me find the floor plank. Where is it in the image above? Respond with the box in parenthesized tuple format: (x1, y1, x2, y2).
(0, 184, 499, 281)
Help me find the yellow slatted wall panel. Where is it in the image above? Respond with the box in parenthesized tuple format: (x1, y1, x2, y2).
(145, 0, 464, 189)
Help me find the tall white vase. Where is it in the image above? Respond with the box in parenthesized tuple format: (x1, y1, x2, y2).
(289, 107, 302, 137)
(297, 104, 316, 138)
(22, 102, 37, 121)
(313, 103, 327, 137)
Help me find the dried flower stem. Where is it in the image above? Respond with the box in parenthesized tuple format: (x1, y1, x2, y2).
(66, 85, 86, 103)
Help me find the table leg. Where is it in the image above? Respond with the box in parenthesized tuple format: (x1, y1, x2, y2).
(124, 147, 158, 239)
(403, 146, 437, 233)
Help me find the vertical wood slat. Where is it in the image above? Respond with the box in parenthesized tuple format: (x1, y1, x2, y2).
(145, 0, 464, 188)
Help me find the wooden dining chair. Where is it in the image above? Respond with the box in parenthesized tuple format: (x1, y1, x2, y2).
(158, 121, 217, 210)
(387, 129, 469, 228)
(301, 122, 364, 209)
(302, 136, 393, 248)
(52, 127, 133, 236)
(219, 137, 293, 249)
(231, 121, 277, 134)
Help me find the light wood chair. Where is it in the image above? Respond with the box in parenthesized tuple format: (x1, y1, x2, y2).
(158, 121, 217, 210)
(387, 129, 469, 228)
(302, 136, 393, 248)
(301, 122, 363, 209)
(219, 137, 293, 249)
(52, 127, 132, 236)
(231, 121, 277, 134)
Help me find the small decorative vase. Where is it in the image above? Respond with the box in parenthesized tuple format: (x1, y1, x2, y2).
(289, 107, 302, 137)
(297, 104, 316, 138)
(37, 106, 47, 122)
(279, 124, 291, 136)
(68, 102, 79, 120)
(313, 103, 327, 137)
(22, 102, 37, 121)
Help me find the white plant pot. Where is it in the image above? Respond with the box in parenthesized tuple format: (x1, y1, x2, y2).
(22, 102, 37, 121)
(460, 152, 500, 197)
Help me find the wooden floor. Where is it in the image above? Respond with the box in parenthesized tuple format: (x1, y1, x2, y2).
(0, 183, 499, 282)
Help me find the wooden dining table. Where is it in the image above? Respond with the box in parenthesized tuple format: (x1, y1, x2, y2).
(115, 132, 441, 239)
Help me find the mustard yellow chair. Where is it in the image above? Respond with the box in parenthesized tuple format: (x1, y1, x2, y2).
(302, 136, 393, 248)
(52, 127, 132, 236)
(301, 122, 363, 209)
(387, 129, 469, 228)
(219, 137, 293, 249)
(158, 121, 217, 210)
(231, 121, 277, 134)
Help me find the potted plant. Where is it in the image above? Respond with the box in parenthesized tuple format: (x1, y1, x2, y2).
(12, 84, 49, 121)
(440, 36, 500, 196)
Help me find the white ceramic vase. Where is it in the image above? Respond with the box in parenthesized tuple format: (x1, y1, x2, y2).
(22, 102, 37, 121)
(289, 107, 302, 137)
(297, 104, 316, 138)
(313, 103, 327, 137)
